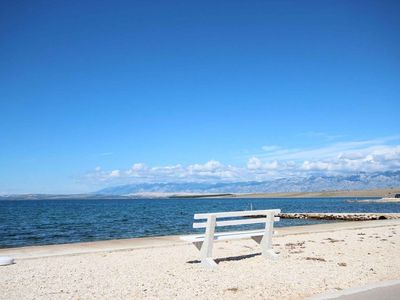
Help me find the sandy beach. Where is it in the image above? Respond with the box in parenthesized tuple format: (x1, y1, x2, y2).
(1, 220, 400, 299)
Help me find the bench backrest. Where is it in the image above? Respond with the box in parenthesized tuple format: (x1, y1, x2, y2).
(193, 209, 281, 229)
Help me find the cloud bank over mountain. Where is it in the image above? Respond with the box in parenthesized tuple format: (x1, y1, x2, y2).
(97, 171, 400, 195)
(87, 137, 400, 188)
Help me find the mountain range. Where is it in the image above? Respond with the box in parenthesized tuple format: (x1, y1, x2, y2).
(97, 170, 400, 195)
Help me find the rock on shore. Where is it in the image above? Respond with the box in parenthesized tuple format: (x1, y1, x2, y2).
(278, 213, 400, 221)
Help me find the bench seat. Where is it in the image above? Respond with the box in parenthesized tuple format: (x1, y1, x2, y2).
(180, 229, 278, 243)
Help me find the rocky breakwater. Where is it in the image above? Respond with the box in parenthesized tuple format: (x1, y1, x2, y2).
(277, 213, 400, 221)
(348, 197, 400, 203)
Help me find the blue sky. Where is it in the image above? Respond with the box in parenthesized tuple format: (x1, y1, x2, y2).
(1, 1, 399, 193)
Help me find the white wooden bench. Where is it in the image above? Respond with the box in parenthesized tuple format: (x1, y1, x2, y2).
(180, 209, 281, 268)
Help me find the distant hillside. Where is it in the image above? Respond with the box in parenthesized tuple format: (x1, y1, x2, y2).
(97, 170, 400, 195)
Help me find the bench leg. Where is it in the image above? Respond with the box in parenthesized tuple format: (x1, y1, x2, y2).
(251, 236, 279, 259)
(264, 249, 279, 260)
(201, 257, 217, 269)
(192, 242, 217, 268)
(263, 215, 279, 260)
(252, 214, 280, 260)
(198, 215, 217, 268)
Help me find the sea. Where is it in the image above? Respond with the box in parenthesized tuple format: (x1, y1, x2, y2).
(1, 197, 399, 248)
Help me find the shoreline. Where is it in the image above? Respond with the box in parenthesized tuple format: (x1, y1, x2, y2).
(1, 187, 399, 201)
(1, 219, 399, 260)
(2, 219, 400, 299)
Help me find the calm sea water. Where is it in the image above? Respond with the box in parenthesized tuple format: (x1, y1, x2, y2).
(1, 197, 399, 248)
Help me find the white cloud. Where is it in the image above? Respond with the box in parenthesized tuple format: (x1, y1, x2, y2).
(247, 157, 279, 171)
(188, 160, 222, 172)
(301, 160, 332, 171)
(256, 136, 400, 161)
(247, 157, 263, 170)
(299, 131, 344, 141)
(109, 170, 120, 177)
(261, 145, 281, 152)
(337, 152, 364, 160)
(87, 160, 241, 184)
(85, 137, 400, 185)
(132, 163, 146, 171)
(126, 163, 148, 176)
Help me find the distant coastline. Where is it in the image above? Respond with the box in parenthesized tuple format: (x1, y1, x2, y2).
(1, 187, 399, 200)
(207, 188, 400, 199)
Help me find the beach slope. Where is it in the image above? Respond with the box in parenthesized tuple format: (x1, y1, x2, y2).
(1, 220, 400, 299)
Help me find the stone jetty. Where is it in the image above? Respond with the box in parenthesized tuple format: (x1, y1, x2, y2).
(349, 197, 400, 203)
(278, 212, 400, 221)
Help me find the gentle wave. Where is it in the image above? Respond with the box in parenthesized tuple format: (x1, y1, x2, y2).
(1, 197, 399, 248)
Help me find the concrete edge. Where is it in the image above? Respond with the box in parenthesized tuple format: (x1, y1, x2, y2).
(307, 279, 400, 300)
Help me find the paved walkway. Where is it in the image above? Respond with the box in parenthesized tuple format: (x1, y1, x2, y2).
(336, 283, 400, 300)
(310, 280, 400, 300)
